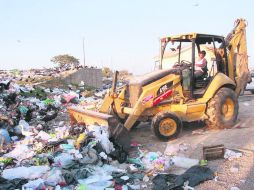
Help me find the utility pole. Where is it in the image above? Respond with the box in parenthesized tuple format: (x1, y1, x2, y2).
(83, 37, 85, 67)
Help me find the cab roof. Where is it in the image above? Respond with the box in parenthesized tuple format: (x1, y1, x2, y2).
(161, 33, 224, 43)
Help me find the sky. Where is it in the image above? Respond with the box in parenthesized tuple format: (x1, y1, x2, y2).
(0, 0, 253, 74)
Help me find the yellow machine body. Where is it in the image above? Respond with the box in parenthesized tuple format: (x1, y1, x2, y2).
(68, 18, 251, 144)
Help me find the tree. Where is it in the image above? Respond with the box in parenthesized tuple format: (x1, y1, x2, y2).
(51, 54, 79, 68)
(102, 67, 113, 78)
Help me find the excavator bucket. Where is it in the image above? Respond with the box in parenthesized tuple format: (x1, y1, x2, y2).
(68, 106, 131, 151)
(226, 18, 251, 95)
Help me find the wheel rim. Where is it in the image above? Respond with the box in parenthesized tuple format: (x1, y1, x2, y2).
(222, 98, 235, 120)
(159, 118, 177, 136)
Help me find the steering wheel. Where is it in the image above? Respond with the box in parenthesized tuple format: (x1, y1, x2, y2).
(173, 60, 192, 68)
(173, 62, 181, 67)
(180, 60, 192, 67)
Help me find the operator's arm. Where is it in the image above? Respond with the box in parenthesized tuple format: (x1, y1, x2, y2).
(195, 59, 207, 67)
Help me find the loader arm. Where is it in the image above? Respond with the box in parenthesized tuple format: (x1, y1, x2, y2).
(226, 18, 251, 96)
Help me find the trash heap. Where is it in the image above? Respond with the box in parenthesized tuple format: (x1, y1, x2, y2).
(0, 78, 219, 190)
(0, 66, 86, 85)
(0, 78, 151, 190)
(0, 79, 121, 190)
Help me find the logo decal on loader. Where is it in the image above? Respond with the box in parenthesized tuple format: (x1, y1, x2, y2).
(142, 94, 154, 105)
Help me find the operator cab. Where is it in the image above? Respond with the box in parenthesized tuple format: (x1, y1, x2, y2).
(160, 33, 228, 98)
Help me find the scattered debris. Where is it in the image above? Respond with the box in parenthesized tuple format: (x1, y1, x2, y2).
(230, 166, 239, 173)
(152, 166, 214, 190)
(0, 70, 252, 190)
(2, 166, 50, 180)
(164, 142, 191, 156)
(170, 156, 199, 169)
(224, 149, 243, 161)
(192, 129, 207, 135)
(203, 144, 225, 160)
(243, 102, 250, 106)
(230, 187, 240, 190)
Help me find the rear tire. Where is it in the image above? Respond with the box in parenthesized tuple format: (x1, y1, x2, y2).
(205, 88, 238, 130)
(151, 112, 182, 141)
(251, 90, 254, 94)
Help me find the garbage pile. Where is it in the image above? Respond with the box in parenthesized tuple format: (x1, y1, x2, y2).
(0, 79, 115, 189)
(0, 79, 105, 147)
(0, 78, 217, 190)
(0, 66, 86, 85)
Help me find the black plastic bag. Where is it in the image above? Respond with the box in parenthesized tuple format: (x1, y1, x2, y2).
(153, 166, 214, 190)
(0, 177, 28, 190)
(174, 165, 214, 187)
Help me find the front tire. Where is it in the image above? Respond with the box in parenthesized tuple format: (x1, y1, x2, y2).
(205, 88, 238, 129)
(151, 112, 182, 141)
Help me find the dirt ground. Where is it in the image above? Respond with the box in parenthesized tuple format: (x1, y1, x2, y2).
(130, 92, 254, 190)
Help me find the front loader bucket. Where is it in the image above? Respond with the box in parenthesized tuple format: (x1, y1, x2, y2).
(68, 106, 130, 151)
(68, 106, 116, 126)
(110, 123, 131, 151)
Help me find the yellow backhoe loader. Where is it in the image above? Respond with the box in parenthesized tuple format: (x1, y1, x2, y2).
(68, 18, 251, 150)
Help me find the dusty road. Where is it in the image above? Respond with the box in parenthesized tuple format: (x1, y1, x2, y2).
(130, 92, 254, 190)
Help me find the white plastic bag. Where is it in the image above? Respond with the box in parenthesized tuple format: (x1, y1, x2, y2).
(36, 131, 51, 141)
(3, 166, 50, 180)
(224, 149, 243, 160)
(15, 120, 33, 136)
(53, 153, 74, 168)
(164, 143, 191, 156)
(78, 175, 113, 190)
(170, 156, 199, 169)
(3, 144, 35, 161)
(55, 126, 70, 139)
(43, 168, 66, 186)
(87, 125, 115, 154)
(22, 178, 46, 189)
(164, 144, 180, 156)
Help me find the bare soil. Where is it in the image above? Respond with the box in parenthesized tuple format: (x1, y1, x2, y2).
(130, 92, 254, 190)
